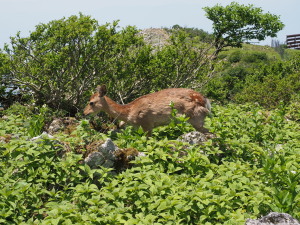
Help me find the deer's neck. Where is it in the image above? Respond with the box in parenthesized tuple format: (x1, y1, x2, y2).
(103, 96, 131, 122)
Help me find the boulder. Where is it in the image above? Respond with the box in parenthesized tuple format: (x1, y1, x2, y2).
(48, 117, 78, 134)
(177, 131, 208, 145)
(139, 28, 170, 49)
(84, 138, 145, 172)
(246, 212, 300, 225)
(48, 118, 65, 134)
(84, 138, 117, 169)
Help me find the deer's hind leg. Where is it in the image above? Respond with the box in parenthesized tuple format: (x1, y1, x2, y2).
(140, 123, 154, 137)
(188, 115, 209, 134)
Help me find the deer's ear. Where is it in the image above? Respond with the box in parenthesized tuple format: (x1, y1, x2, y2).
(96, 85, 107, 97)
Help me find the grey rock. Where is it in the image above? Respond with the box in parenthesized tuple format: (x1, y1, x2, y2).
(48, 118, 65, 134)
(99, 138, 118, 155)
(0, 136, 7, 144)
(177, 131, 207, 145)
(84, 138, 117, 169)
(139, 28, 170, 49)
(84, 138, 146, 171)
(84, 151, 114, 168)
(246, 212, 300, 225)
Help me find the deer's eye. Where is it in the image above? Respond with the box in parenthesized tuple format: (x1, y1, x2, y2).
(89, 102, 94, 106)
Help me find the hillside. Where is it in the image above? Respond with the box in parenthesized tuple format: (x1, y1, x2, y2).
(139, 28, 170, 49)
(139, 27, 284, 58)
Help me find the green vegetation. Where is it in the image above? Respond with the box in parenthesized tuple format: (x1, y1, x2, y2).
(4, 14, 151, 114)
(205, 47, 300, 107)
(0, 3, 299, 223)
(1, 102, 299, 224)
(166, 25, 213, 43)
(3, 14, 214, 115)
(1, 4, 288, 114)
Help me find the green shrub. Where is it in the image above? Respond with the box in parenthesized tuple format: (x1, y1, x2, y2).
(228, 55, 300, 108)
(205, 65, 249, 101)
(168, 25, 214, 43)
(228, 50, 242, 63)
(285, 95, 300, 121)
(1, 100, 300, 224)
(235, 71, 300, 108)
(0, 114, 111, 223)
(242, 51, 268, 63)
(209, 103, 300, 219)
(5, 15, 215, 115)
(4, 102, 33, 117)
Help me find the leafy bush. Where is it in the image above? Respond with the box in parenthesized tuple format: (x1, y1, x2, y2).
(242, 51, 268, 63)
(146, 29, 214, 91)
(234, 56, 300, 108)
(205, 50, 300, 107)
(205, 65, 250, 101)
(3, 102, 33, 117)
(204, 48, 274, 103)
(5, 14, 152, 114)
(5, 14, 216, 115)
(1, 102, 299, 224)
(168, 25, 214, 43)
(0, 108, 111, 224)
(0, 51, 19, 108)
(209, 103, 300, 219)
(228, 50, 242, 63)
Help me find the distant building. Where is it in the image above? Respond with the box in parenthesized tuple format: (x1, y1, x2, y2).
(286, 34, 300, 50)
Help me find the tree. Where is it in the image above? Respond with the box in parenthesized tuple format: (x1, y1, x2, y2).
(0, 51, 14, 107)
(150, 30, 214, 90)
(4, 14, 218, 115)
(203, 2, 284, 56)
(4, 14, 148, 114)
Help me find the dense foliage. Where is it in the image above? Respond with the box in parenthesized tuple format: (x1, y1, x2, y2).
(205, 48, 300, 108)
(4, 14, 151, 114)
(166, 25, 214, 43)
(2, 4, 286, 114)
(235, 54, 300, 108)
(0, 103, 299, 224)
(0, 51, 14, 107)
(3, 14, 214, 115)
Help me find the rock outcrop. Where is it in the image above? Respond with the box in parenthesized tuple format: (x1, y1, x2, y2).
(84, 138, 145, 172)
(246, 212, 300, 225)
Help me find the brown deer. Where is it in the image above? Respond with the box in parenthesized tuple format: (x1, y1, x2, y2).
(84, 85, 211, 136)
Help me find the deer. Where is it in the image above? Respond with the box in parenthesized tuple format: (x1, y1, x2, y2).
(84, 85, 211, 136)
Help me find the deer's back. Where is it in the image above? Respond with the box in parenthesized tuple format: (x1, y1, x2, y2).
(126, 88, 208, 126)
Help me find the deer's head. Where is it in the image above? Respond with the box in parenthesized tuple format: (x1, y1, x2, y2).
(84, 85, 107, 115)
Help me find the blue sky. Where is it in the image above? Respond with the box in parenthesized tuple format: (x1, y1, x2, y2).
(0, 0, 298, 47)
